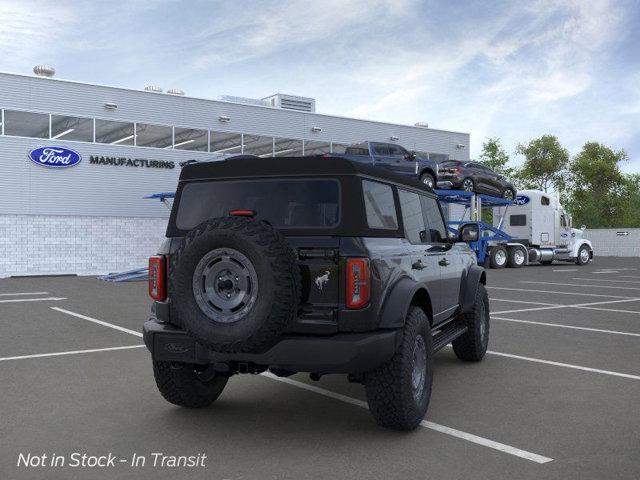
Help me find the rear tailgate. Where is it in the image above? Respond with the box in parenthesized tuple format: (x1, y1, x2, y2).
(286, 236, 340, 335)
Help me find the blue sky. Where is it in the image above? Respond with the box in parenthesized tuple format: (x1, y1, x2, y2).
(1, 0, 639, 171)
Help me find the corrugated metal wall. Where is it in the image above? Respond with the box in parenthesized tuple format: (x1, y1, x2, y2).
(583, 229, 640, 257)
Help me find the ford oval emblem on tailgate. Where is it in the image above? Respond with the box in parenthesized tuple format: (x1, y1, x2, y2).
(28, 146, 82, 168)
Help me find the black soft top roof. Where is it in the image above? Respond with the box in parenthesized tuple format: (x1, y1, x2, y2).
(179, 155, 432, 193)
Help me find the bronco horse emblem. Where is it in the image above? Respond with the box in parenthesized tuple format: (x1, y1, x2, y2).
(315, 270, 330, 291)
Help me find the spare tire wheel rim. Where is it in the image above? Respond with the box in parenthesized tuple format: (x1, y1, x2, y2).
(192, 248, 259, 323)
(411, 335, 427, 402)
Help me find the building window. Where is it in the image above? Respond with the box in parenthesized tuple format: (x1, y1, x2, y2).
(210, 131, 243, 155)
(173, 127, 208, 151)
(3, 110, 50, 139)
(50, 114, 94, 142)
(303, 140, 331, 156)
(95, 119, 135, 145)
(362, 180, 398, 230)
(242, 134, 274, 157)
(135, 123, 173, 148)
(274, 137, 303, 156)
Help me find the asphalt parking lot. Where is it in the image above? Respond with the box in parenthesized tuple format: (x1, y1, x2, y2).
(1, 257, 640, 480)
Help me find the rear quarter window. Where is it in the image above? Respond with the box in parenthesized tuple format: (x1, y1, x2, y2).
(175, 178, 340, 231)
(362, 180, 398, 230)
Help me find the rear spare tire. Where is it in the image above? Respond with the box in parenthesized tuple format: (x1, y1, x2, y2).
(170, 216, 300, 353)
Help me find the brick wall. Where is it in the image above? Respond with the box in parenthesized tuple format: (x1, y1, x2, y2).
(0, 215, 167, 277)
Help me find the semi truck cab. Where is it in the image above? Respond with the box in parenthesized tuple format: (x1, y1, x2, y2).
(494, 189, 593, 265)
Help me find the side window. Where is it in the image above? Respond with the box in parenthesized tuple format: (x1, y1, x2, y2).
(541, 196, 550, 206)
(373, 144, 390, 156)
(362, 180, 398, 230)
(560, 215, 567, 228)
(387, 145, 405, 158)
(420, 195, 448, 243)
(398, 190, 426, 244)
(510, 214, 527, 226)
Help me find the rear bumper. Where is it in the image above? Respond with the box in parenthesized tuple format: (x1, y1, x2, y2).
(143, 319, 399, 374)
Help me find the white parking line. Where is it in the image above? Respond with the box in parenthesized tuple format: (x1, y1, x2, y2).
(493, 316, 640, 337)
(51, 307, 143, 337)
(552, 269, 578, 272)
(574, 305, 640, 315)
(488, 286, 637, 299)
(492, 297, 640, 315)
(0, 345, 145, 362)
(520, 281, 640, 291)
(490, 298, 559, 306)
(618, 275, 640, 279)
(486, 350, 640, 381)
(262, 372, 553, 464)
(573, 278, 640, 284)
(0, 292, 49, 296)
(0, 297, 66, 304)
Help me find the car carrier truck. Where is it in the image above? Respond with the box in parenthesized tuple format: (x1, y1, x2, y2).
(436, 189, 593, 268)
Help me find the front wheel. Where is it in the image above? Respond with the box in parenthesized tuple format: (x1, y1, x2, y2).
(502, 188, 516, 200)
(419, 172, 435, 189)
(364, 307, 433, 431)
(576, 245, 591, 265)
(153, 361, 228, 408)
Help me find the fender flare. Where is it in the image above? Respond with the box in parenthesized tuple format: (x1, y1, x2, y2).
(419, 167, 437, 180)
(379, 278, 433, 329)
(460, 265, 486, 314)
(571, 239, 593, 258)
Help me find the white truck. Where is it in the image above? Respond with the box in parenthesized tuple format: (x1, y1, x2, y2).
(492, 189, 593, 267)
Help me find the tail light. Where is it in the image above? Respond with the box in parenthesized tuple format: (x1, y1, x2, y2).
(229, 209, 256, 217)
(346, 258, 370, 309)
(149, 255, 167, 301)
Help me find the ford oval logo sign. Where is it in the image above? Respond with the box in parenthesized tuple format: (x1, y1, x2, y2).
(28, 146, 82, 168)
(514, 195, 530, 206)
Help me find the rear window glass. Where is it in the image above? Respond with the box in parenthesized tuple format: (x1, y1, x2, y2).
(176, 179, 340, 230)
(510, 214, 526, 226)
(439, 160, 461, 167)
(362, 180, 398, 230)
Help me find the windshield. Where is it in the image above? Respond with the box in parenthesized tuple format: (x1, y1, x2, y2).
(175, 178, 340, 231)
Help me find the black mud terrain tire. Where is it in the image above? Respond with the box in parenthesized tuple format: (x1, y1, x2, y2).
(364, 307, 433, 431)
(170, 217, 301, 353)
(153, 361, 228, 408)
(452, 283, 489, 361)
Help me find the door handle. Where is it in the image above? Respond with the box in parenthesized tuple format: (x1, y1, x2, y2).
(412, 260, 425, 270)
(438, 258, 450, 267)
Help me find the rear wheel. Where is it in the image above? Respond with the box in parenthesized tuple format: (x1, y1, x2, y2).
(462, 178, 475, 192)
(507, 246, 526, 268)
(489, 245, 507, 269)
(364, 307, 433, 431)
(153, 361, 228, 408)
(419, 172, 435, 189)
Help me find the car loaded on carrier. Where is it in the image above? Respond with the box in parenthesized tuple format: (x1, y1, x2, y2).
(144, 156, 490, 430)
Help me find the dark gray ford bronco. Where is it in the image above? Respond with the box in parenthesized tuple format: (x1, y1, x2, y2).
(144, 156, 489, 430)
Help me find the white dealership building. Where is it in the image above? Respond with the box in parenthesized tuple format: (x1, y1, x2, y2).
(0, 68, 470, 277)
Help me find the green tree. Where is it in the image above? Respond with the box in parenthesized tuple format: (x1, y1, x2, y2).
(566, 142, 628, 228)
(515, 135, 569, 193)
(619, 174, 640, 227)
(479, 137, 515, 177)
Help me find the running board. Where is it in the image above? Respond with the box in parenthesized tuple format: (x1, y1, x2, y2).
(432, 323, 468, 352)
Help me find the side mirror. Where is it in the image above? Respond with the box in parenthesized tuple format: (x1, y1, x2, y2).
(458, 223, 479, 242)
(581, 224, 586, 230)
